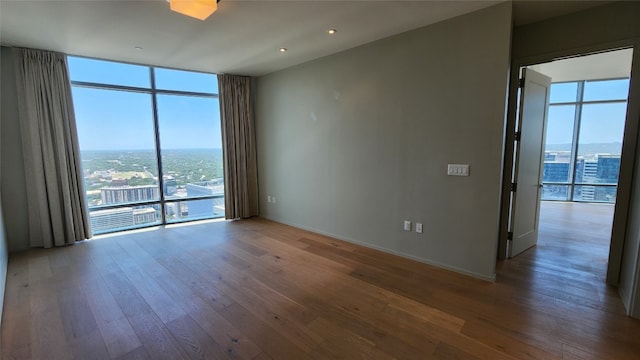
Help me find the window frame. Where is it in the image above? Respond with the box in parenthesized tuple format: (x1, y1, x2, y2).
(543, 77, 629, 203)
(69, 56, 223, 234)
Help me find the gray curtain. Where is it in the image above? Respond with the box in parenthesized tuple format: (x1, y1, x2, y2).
(13, 48, 91, 247)
(218, 74, 259, 219)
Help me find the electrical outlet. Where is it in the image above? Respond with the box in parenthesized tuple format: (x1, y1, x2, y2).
(272, 197, 276, 204)
(267, 195, 272, 203)
(403, 220, 411, 231)
(416, 223, 423, 234)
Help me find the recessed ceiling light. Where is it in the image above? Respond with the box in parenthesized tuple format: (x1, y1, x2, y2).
(327, 29, 337, 35)
(134, 46, 143, 51)
(279, 48, 288, 53)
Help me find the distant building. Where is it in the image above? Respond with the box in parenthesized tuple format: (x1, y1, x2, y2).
(89, 206, 157, 233)
(90, 208, 134, 232)
(133, 207, 157, 225)
(91, 170, 112, 179)
(543, 151, 572, 183)
(185, 179, 225, 218)
(543, 162, 570, 182)
(543, 152, 621, 202)
(596, 154, 620, 183)
(577, 160, 598, 201)
(163, 176, 177, 196)
(101, 185, 159, 205)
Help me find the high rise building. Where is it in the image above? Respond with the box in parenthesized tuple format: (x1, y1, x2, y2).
(133, 207, 157, 225)
(101, 185, 159, 205)
(185, 179, 225, 218)
(597, 154, 621, 183)
(163, 176, 177, 196)
(543, 151, 572, 183)
(90, 208, 134, 232)
(543, 152, 621, 202)
(89, 206, 158, 233)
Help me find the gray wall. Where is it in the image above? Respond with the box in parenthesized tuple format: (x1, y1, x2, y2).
(511, 1, 640, 317)
(255, 3, 512, 281)
(1, 46, 30, 252)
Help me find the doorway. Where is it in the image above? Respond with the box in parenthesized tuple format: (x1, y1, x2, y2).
(503, 48, 634, 284)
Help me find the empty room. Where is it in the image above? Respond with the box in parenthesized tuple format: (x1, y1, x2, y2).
(1, 1, 640, 359)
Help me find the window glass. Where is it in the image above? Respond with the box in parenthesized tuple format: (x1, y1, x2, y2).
(68, 57, 150, 88)
(576, 103, 626, 158)
(165, 198, 224, 223)
(541, 185, 569, 201)
(69, 56, 224, 234)
(583, 79, 630, 102)
(73, 87, 160, 209)
(154, 68, 218, 93)
(156, 94, 223, 200)
(549, 82, 578, 103)
(542, 78, 629, 204)
(89, 207, 161, 234)
(73, 88, 156, 151)
(545, 105, 575, 147)
(543, 105, 575, 183)
(573, 185, 617, 202)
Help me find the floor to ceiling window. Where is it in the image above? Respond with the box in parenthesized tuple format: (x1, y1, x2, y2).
(542, 78, 630, 203)
(68, 57, 224, 234)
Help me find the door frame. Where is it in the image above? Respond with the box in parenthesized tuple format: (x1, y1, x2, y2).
(498, 39, 640, 287)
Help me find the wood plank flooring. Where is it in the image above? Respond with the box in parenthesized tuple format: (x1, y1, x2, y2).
(2, 202, 640, 359)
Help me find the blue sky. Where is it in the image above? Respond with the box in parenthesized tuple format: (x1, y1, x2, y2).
(69, 56, 629, 153)
(68, 56, 221, 151)
(545, 79, 629, 147)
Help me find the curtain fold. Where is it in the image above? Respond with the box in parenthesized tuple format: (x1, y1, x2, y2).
(13, 48, 91, 248)
(218, 74, 259, 219)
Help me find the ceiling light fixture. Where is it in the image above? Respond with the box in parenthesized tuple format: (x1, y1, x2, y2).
(279, 48, 288, 53)
(170, 0, 221, 20)
(327, 29, 337, 35)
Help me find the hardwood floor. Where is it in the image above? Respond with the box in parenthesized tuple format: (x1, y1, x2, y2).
(2, 202, 639, 359)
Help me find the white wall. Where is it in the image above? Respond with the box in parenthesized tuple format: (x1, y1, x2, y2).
(255, 3, 512, 281)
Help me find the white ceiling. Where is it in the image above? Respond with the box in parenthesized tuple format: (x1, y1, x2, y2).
(529, 48, 633, 82)
(0, 0, 614, 77)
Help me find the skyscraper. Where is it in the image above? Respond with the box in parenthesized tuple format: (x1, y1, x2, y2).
(185, 180, 225, 218)
(101, 185, 159, 205)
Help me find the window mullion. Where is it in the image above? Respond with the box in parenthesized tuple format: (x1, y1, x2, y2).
(569, 81, 584, 201)
(150, 67, 167, 224)
(569, 81, 585, 201)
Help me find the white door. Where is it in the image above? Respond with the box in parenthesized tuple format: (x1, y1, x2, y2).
(509, 68, 552, 257)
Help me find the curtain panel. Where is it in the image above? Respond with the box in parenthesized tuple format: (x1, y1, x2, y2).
(13, 48, 91, 247)
(218, 74, 259, 219)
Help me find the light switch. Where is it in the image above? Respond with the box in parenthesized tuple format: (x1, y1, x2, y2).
(403, 220, 411, 231)
(416, 223, 423, 234)
(447, 164, 469, 176)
